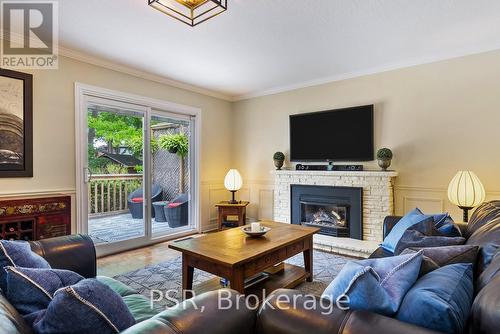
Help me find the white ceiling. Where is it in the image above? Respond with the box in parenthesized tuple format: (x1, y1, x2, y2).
(59, 0, 500, 100)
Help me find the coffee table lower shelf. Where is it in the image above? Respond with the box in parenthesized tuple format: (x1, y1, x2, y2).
(194, 264, 309, 299)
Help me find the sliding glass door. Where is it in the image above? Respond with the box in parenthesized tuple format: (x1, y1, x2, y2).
(150, 112, 195, 237)
(76, 88, 198, 256)
(86, 102, 147, 246)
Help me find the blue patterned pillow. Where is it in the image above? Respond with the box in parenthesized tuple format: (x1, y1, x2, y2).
(381, 209, 433, 253)
(32, 278, 135, 334)
(322, 251, 423, 316)
(4, 267, 83, 316)
(396, 263, 474, 334)
(0, 241, 50, 292)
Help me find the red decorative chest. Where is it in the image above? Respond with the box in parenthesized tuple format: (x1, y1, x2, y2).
(0, 195, 71, 241)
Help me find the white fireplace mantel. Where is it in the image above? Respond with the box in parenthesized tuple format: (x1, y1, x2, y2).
(272, 169, 398, 257)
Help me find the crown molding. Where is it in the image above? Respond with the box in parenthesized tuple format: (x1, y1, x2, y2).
(1, 29, 233, 101)
(58, 45, 233, 101)
(232, 44, 500, 101)
(4, 29, 500, 103)
(63, 42, 500, 102)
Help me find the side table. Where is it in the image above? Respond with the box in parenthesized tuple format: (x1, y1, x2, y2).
(215, 201, 250, 230)
(152, 201, 167, 222)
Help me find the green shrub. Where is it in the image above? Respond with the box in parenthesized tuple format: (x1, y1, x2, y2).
(106, 164, 129, 174)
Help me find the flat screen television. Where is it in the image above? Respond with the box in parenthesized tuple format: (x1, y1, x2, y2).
(290, 105, 374, 162)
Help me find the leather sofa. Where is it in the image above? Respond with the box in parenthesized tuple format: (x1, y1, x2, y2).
(0, 235, 160, 334)
(124, 201, 500, 334)
(1, 201, 498, 333)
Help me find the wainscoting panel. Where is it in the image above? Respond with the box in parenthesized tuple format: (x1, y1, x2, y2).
(243, 181, 274, 222)
(258, 189, 274, 220)
(238, 181, 500, 226)
(395, 186, 500, 221)
(403, 197, 444, 214)
(199, 181, 275, 231)
(201, 182, 226, 232)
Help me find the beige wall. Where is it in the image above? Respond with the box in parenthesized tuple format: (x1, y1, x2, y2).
(2, 49, 500, 232)
(0, 56, 234, 231)
(232, 50, 500, 221)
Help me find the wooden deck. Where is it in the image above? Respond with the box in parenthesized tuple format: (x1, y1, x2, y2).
(88, 213, 174, 244)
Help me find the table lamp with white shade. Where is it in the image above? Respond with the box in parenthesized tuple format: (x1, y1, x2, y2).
(447, 171, 486, 222)
(224, 169, 243, 204)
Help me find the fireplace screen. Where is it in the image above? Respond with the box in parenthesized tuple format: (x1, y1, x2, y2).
(300, 201, 349, 237)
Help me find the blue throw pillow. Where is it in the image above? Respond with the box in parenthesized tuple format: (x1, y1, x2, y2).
(382, 208, 462, 252)
(32, 278, 135, 334)
(394, 229, 465, 255)
(435, 215, 462, 237)
(4, 267, 83, 316)
(0, 241, 50, 292)
(322, 251, 423, 316)
(396, 263, 473, 334)
(400, 245, 478, 277)
(418, 209, 462, 237)
(381, 209, 433, 253)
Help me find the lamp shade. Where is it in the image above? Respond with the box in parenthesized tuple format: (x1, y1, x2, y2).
(224, 169, 243, 191)
(447, 171, 486, 208)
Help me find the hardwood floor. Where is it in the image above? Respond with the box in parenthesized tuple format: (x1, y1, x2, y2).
(97, 233, 206, 277)
(97, 240, 182, 277)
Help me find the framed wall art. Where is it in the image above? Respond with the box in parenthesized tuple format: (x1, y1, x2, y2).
(0, 68, 33, 177)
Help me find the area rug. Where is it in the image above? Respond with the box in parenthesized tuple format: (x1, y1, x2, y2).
(113, 250, 352, 308)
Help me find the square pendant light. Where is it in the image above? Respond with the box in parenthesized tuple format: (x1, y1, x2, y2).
(149, 0, 228, 27)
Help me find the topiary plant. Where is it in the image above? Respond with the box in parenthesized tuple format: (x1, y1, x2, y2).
(273, 152, 285, 170)
(377, 148, 393, 160)
(159, 133, 189, 158)
(273, 152, 285, 161)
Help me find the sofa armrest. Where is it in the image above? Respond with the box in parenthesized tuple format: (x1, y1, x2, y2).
(257, 289, 440, 334)
(383, 216, 402, 239)
(344, 310, 442, 334)
(29, 234, 96, 278)
(122, 290, 256, 334)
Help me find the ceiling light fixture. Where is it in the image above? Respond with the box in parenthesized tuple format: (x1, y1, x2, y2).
(148, 0, 228, 27)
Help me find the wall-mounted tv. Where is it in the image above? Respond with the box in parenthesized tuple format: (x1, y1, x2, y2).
(290, 105, 374, 162)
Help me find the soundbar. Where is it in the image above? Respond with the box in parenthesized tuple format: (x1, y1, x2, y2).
(295, 164, 363, 171)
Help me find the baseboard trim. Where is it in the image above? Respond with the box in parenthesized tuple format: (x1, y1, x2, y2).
(202, 223, 219, 232)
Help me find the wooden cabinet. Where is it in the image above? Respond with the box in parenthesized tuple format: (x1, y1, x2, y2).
(0, 195, 71, 241)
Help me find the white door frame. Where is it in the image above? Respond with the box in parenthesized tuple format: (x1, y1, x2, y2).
(75, 83, 201, 257)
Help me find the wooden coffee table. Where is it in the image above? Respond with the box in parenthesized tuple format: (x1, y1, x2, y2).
(169, 221, 320, 297)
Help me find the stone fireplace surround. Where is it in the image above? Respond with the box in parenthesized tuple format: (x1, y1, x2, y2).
(273, 170, 398, 257)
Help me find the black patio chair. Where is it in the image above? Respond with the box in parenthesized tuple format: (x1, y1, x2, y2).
(127, 184, 163, 219)
(164, 193, 189, 228)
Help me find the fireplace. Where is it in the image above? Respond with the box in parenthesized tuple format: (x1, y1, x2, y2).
(291, 185, 362, 239)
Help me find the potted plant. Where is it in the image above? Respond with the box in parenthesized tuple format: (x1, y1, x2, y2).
(377, 148, 393, 171)
(273, 152, 285, 170)
(159, 133, 189, 158)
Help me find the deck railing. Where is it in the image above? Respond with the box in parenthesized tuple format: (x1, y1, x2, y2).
(89, 174, 143, 216)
